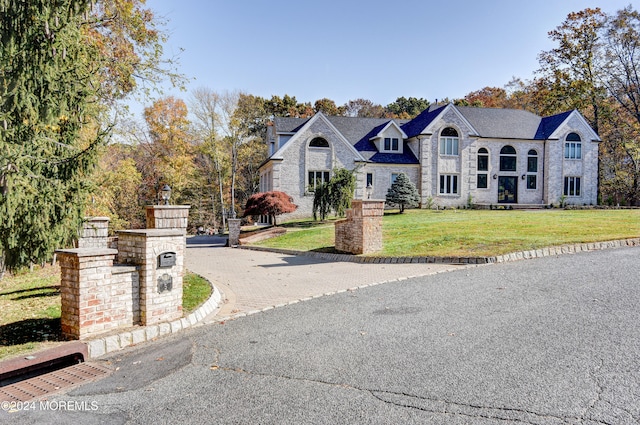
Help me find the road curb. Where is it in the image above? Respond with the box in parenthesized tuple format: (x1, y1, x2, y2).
(238, 237, 640, 264)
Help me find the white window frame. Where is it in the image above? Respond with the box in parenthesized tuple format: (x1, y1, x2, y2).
(477, 148, 489, 189)
(564, 142, 582, 160)
(384, 137, 400, 152)
(308, 170, 330, 193)
(527, 150, 538, 190)
(440, 137, 459, 156)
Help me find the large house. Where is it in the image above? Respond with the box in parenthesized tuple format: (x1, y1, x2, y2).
(259, 103, 601, 220)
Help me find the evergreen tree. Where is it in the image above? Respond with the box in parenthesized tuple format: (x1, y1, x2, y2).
(0, 0, 104, 271)
(385, 173, 419, 213)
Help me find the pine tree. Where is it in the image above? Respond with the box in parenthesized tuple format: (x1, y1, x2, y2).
(385, 173, 420, 213)
(0, 0, 104, 271)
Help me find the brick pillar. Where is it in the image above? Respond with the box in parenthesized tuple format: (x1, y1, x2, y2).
(334, 200, 384, 254)
(77, 217, 110, 249)
(117, 229, 186, 325)
(56, 248, 118, 339)
(146, 205, 191, 231)
(228, 219, 242, 246)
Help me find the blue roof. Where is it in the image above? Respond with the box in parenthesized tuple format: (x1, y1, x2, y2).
(401, 104, 447, 137)
(535, 110, 572, 139)
(368, 147, 419, 164)
(352, 122, 389, 152)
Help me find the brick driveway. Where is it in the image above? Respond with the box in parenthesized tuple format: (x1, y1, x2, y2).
(185, 236, 467, 319)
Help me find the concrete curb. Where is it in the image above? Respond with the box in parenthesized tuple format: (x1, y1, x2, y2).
(84, 276, 222, 359)
(239, 237, 640, 265)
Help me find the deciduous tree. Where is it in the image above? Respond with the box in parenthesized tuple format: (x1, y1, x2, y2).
(243, 191, 297, 226)
(386, 97, 431, 118)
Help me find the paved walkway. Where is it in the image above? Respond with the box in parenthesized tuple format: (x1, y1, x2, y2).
(185, 236, 468, 321)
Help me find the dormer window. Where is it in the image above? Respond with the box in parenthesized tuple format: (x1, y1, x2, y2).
(384, 137, 399, 151)
(309, 137, 329, 148)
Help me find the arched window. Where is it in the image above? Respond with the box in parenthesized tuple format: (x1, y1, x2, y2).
(440, 127, 459, 156)
(477, 148, 489, 188)
(309, 137, 329, 148)
(527, 149, 538, 189)
(565, 133, 582, 159)
(499, 145, 517, 171)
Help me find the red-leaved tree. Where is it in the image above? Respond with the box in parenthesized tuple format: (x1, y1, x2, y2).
(243, 191, 297, 225)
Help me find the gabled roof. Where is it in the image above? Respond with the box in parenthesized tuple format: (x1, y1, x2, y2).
(270, 113, 366, 162)
(401, 104, 447, 137)
(270, 106, 597, 167)
(369, 120, 408, 140)
(456, 106, 542, 139)
(534, 110, 572, 140)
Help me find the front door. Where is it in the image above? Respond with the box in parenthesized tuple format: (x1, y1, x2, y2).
(498, 176, 518, 203)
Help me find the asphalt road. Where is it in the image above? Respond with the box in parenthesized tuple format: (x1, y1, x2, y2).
(4, 246, 640, 424)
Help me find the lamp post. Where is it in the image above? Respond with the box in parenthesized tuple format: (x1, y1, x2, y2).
(366, 183, 373, 199)
(160, 184, 171, 205)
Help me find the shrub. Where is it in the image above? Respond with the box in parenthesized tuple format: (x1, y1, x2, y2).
(243, 191, 297, 225)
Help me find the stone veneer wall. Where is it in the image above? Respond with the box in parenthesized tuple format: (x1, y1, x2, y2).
(335, 200, 384, 255)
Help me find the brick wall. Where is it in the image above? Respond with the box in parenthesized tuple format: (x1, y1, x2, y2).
(57, 207, 189, 340)
(76, 217, 110, 249)
(146, 205, 190, 230)
(58, 248, 139, 339)
(335, 200, 384, 255)
(117, 229, 185, 326)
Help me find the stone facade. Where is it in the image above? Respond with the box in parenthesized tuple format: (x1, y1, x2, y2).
(259, 106, 601, 219)
(335, 200, 384, 255)
(227, 219, 242, 246)
(57, 207, 190, 340)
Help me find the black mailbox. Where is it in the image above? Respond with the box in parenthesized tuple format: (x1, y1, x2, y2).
(158, 252, 176, 268)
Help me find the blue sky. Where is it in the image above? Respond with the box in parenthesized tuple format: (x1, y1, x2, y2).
(135, 0, 635, 117)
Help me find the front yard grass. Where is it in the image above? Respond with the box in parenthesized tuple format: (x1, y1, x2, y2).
(0, 268, 212, 361)
(254, 209, 640, 257)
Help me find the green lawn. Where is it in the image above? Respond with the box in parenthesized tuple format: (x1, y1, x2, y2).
(254, 209, 640, 257)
